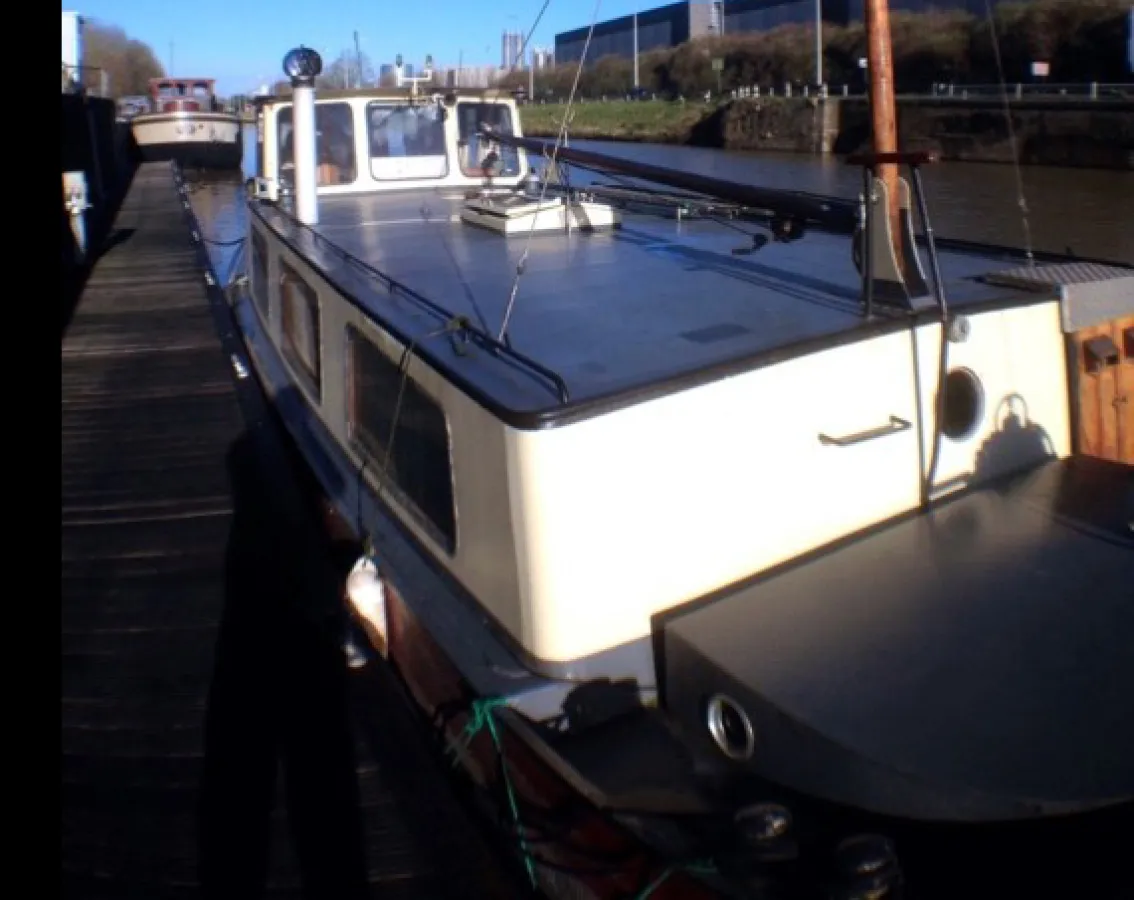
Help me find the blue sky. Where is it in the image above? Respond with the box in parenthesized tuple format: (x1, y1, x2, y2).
(72, 0, 646, 95)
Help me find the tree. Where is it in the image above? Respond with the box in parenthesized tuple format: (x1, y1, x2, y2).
(319, 49, 375, 89)
(83, 20, 164, 97)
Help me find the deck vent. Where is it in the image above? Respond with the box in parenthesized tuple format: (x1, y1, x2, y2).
(681, 322, 751, 344)
(706, 693, 755, 761)
(460, 193, 620, 236)
(1083, 334, 1120, 373)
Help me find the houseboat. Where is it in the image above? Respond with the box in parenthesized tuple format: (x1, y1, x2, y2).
(131, 78, 241, 169)
(234, 43, 1133, 900)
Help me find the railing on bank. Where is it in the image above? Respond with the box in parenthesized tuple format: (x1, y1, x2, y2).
(522, 80, 1133, 105)
(931, 82, 1133, 101)
(730, 81, 1132, 101)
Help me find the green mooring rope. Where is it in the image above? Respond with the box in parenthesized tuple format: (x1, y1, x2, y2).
(450, 697, 719, 898)
(634, 859, 719, 900)
(450, 697, 538, 888)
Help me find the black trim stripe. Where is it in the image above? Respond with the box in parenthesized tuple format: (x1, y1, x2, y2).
(249, 200, 1103, 432)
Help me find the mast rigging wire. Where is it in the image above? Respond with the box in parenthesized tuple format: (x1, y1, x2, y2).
(497, 0, 605, 344)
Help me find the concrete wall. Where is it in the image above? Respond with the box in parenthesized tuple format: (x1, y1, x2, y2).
(719, 97, 1134, 170)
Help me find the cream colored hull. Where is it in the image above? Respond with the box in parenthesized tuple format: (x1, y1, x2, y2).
(132, 112, 242, 168)
(241, 214, 1074, 665)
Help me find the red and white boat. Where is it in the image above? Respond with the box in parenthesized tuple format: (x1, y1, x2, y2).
(131, 77, 242, 170)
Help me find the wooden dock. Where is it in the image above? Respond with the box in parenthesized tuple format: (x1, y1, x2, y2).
(61, 162, 527, 899)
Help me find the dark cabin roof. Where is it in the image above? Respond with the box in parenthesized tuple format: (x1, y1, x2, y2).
(254, 184, 1063, 427)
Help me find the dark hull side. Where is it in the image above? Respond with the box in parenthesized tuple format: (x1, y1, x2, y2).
(138, 139, 242, 170)
(359, 557, 721, 900)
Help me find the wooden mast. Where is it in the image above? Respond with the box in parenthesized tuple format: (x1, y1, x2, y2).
(864, 0, 902, 256)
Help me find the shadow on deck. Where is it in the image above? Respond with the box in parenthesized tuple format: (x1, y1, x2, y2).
(61, 163, 527, 899)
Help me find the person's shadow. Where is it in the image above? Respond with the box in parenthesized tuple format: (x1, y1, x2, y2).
(197, 430, 369, 899)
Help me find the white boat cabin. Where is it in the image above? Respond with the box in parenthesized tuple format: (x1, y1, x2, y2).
(242, 82, 1130, 686)
(252, 87, 532, 200)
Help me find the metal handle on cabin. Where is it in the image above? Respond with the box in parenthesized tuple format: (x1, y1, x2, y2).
(818, 415, 911, 447)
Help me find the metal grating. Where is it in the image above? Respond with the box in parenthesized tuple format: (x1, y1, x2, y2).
(983, 262, 1134, 332)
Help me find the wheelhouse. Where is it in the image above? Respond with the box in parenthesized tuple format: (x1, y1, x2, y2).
(251, 88, 531, 200)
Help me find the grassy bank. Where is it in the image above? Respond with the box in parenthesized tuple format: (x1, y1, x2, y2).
(518, 98, 1134, 170)
(519, 100, 716, 143)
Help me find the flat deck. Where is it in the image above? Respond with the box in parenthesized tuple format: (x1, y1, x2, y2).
(664, 456, 1134, 819)
(260, 186, 1043, 412)
(61, 163, 521, 898)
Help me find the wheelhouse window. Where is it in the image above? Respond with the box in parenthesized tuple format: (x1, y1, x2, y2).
(366, 102, 448, 181)
(277, 101, 357, 186)
(155, 79, 218, 113)
(457, 102, 521, 177)
(250, 229, 269, 317)
(346, 326, 455, 549)
(280, 261, 321, 398)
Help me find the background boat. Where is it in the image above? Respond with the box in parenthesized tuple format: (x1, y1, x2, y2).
(131, 77, 242, 170)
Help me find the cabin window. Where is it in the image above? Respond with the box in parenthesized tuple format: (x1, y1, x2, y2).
(346, 326, 456, 549)
(250, 229, 269, 317)
(280, 261, 321, 398)
(276, 102, 358, 186)
(366, 103, 448, 181)
(155, 80, 218, 113)
(456, 102, 520, 177)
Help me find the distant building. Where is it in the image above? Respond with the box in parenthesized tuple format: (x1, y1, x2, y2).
(445, 64, 501, 88)
(61, 10, 83, 71)
(62, 10, 85, 90)
(555, 0, 993, 67)
(502, 30, 524, 69)
(532, 46, 555, 69)
(555, 2, 696, 67)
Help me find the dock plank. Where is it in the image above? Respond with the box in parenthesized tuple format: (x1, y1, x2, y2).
(61, 163, 524, 900)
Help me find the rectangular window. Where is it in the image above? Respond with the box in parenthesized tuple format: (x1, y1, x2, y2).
(365, 102, 448, 181)
(280, 261, 321, 398)
(276, 101, 358, 186)
(250, 229, 268, 316)
(456, 102, 521, 177)
(346, 325, 455, 548)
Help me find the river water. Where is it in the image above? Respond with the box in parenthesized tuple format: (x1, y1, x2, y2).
(568, 140, 1134, 264)
(189, 124, 1132, 279)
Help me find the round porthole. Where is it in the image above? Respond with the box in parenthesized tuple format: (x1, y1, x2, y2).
(706, 693, 755, 761)
(941, 368, 984, 441)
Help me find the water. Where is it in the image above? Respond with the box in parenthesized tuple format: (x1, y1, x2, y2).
(189, 124, 1131, 276)
(567, 141, 1134, 264)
